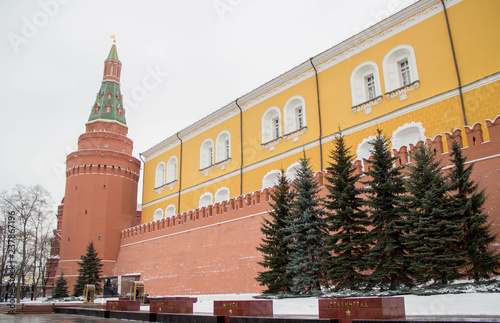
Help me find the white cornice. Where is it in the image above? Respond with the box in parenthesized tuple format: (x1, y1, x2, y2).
(86, 119, 128, 128)
(142, 0, 462, 159)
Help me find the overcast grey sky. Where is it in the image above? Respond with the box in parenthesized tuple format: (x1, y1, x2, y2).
(0, 0, 417, 208)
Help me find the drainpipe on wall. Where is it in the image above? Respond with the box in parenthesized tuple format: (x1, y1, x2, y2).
(310, 57, 324, 171)
(138, 153, 145, 220)
(235, 99, 243, 196)
(441, 0, 467, 126)
(175, 132, 183, 214)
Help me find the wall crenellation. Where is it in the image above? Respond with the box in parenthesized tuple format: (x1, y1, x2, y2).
(123, 116, 500, 243)
(392, 116, 499, 168)
(121, 170, 325, 241)
(121, 187, 272, 240)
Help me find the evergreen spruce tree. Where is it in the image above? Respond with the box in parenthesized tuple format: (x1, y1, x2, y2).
(403, 144, 466, 284)
(448, 140, 500, 280)
(285, 155, 329, 294)
(73, 274, 86, 297)
(363, 130, 412, 290)
(323, 132, 370, 290)
(256, 169, 295, 294)
(53, 272, 69, 298)
(73, 241, 104, 296)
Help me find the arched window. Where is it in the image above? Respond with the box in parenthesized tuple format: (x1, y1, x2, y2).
(165, 205, 176, 217)
(285, 162, 301, 182)
(153, 208, 163, 221)
(166, 156, 178, 183)
(105, 102, 111, 114)
(214, 187, 230, 203)
(262, 169, 281, 189)
(200, 139, 214, 169)
(107, 90, 112, 100)
(155, 162, 166, 188)
(284, 96, 306, 134)
(261, 107, 282, 144)
(117, 106, 123, 117)
(356, 136, 377, 169)
(383, 45, 419, 92)
(350, 61, 382, 106)
(199, 192, 213, 208)
(391, 122, 425, 162)
(216, 131, 231, 163)
(94, 104, 99, 114)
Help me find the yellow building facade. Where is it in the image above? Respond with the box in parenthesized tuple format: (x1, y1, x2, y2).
(141, 0, 500, 223)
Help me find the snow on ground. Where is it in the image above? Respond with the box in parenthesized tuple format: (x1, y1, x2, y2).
(404, 293, 500, 317)
(186, 293, 500, 317)
(15, 292, 500, 318)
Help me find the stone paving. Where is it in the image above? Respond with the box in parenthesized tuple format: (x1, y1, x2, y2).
(0, 314, 122, 323)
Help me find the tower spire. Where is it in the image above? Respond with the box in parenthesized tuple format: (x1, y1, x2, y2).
(87, 40, 126, 126)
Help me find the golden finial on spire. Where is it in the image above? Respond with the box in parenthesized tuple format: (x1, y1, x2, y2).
(110, 35, 116, 43)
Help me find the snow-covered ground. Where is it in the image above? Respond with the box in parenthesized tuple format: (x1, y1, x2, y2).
(15, 292, 500, 318)
(168, 293, 500, 317)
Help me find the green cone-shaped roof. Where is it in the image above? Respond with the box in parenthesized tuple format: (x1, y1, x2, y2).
(88, 82, 126, 125)
(87, 43, 126, 125)
(107, 43, 119, 61)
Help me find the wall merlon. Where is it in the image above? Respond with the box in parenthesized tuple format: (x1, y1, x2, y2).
(445, 129, 463, 151)
(486, 116, 500, 143)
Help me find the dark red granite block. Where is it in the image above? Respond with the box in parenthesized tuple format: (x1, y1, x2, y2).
(150, 299, 196, 314)
(318, 297, 405, 323)
(106, 300, 140, 311)
(106, 301, 121, 311)
(121, 300, 141, 311)
(213, 300, 273, 317)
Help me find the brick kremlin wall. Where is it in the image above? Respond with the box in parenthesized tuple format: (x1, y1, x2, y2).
(114, 116, 500, 296)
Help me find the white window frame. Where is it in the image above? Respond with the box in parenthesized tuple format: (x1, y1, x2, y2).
(200, 139, 214, 169)
(391, 122, 426, 152)
(155, 162, 166, 188)
(199, 192, 213, 208)
(261, 107, 282, 144)
(284, 95, 307, 134)
(215, 131, 231, 163)
(166, 156, 178, 183)
(382, 45, 419, 93)
(165, 204, 176, 217)
(262, 169, 281, 189)
(356, 136, 377, 169)
(153, 208, 163, 221)
(350, 61, 382, 106)
(285, 162, 301, 182)
(214, 187, 230, 203)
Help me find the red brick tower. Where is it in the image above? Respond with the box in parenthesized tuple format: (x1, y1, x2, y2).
(58, 42, 140, 292)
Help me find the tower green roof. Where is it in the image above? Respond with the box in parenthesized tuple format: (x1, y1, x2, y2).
(107, 43, 119, 61)
(88, 82, 127, 125)
(87, 43, 126, 125)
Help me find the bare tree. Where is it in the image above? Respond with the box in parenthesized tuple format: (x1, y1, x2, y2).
(29, 215, 54, 300)
(1, 185, 54, 303)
